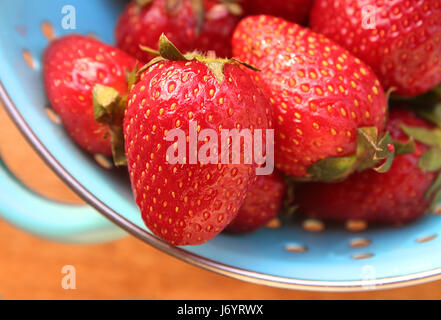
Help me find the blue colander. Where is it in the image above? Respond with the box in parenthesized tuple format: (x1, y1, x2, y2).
(1, 0, 441, 291)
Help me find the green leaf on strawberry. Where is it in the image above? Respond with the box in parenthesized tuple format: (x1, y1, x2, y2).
(419, 148, 441, 172)
(401, 124, 441, 174)
(305, 127, 395, 182)
(126, 63, 140, 91)
(400, 105, 441, 211)
(305, 155, 356, 183)
(401, 125, 441, 147)
(296, 109, 441, 225)
(393, 138, 416, 156)
(92, 84, 127, 166)
(157, 34, 189, 61)
(92, 85, 122, 123)
(108, 125, 127, 167)
(426, 173, 441, 210)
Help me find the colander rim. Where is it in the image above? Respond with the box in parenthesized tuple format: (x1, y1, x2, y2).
(2, 81, 441, 292)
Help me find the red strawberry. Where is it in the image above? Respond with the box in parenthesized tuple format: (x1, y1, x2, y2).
(310, 0, 441, 97)
(296, 109, 441, 224)
(232, 15, 390, 182)
(226, 172, 286, 233)
(241, 0, 314, 24)
(43, 34, 137, 155)
(115, 0, 241, 62)
(124, 36, 272, 245)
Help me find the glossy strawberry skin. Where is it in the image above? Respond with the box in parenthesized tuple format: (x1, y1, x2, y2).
(43, 35, 137, 155)
(310, 0, 441, 97)
(232, 15, 387, 179)
(124, 60, 272, 245)
(226, 172, 286, 233)
(296, 109, 438, 224)
(241, 0, 314, 24)
(115, 0, 239, 62)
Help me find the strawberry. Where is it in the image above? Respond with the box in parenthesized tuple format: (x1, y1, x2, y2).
(43, 34, 137, 156)
(232, 15, 391, 182)
(124, 35, 272, 245)
(226, 172, 286, 233)
(296, 108, 441, 224)
(241, 0, 314, 24)
(114, 0, 241, 62)
(310, 0, 441, 97)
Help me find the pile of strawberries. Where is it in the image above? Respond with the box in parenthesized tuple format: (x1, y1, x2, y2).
(43, 0, 441, 246)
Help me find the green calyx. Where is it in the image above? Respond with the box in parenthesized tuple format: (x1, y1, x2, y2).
(388, 85, 441, 210)
(92, 65, 139, 167)
(93, 84, 121, 123)
(399, 100, 441, 210)
(426, 173, 441, 210)
(126, 63, 140, 91)
(401, 124, 441, 172)
(393, 138, 416, 156)
(139, 34, 259, 83)
(305, 127, 395, 182)
(400, 124, 441, 209)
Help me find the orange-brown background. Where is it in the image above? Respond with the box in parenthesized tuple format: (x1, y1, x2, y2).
(1, 105, 441, 299)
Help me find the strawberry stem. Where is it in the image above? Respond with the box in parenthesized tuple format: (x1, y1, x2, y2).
(138, 34, 260, 83)
(303, 127, 395, 182)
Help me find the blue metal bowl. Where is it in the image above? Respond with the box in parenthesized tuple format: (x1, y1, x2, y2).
(1, 0, 441, 291)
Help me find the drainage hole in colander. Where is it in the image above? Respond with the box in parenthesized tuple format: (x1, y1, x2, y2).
(349, 238, 371, 248)
(266, 218, 281, 229)
(45, 106, 61, 124)
(87, 33, 100, 40)
(285, 243, 307, 253)
(351, 253, 374, 260)
(41, 21, 55, 41)
(416, 234, 437, 244)
(302, 219, 324, 232)
(22, 49, 36, 70)
(345, 219, 368, 232)
(94, 154, 114, 170)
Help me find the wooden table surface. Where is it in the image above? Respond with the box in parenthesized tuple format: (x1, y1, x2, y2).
(1, 105, 441, 299)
